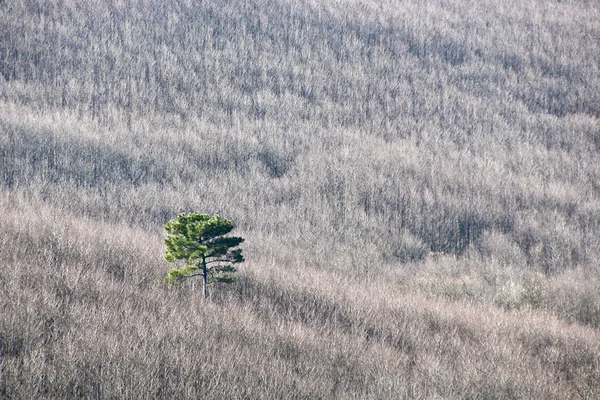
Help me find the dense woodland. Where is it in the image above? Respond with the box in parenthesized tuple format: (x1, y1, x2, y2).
(1, 0, 600, 398)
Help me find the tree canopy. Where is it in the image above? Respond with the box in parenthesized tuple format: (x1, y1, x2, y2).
(163, 213, 244, 297)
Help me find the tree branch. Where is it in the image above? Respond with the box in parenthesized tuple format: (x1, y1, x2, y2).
(205, 258, 234, 264)
(178, 272, 205, 279)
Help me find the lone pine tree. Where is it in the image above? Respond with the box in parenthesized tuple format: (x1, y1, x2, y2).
(163, 212, 244, 298)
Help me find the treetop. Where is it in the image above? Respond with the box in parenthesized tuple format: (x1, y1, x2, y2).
(164, 212, 235, 242)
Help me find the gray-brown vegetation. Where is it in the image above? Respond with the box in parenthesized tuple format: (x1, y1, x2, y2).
(1, 0, 600, 398)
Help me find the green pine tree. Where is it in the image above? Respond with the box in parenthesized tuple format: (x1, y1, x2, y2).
(163, 212, 244, 298)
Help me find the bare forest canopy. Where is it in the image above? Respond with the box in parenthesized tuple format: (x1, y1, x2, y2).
(1, 0, 600, 398)
(2, 0, 600, 270)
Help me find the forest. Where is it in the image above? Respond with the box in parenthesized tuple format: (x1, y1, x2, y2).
(1, 0, 600, 398)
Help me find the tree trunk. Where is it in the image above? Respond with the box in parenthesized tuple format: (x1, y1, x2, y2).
(202, 255, 208, 298)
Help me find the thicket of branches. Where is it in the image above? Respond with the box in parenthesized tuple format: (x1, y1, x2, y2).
(1, 0, 600, 397)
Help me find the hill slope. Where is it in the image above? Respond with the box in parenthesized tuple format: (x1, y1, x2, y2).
(1, 0, 600, 398)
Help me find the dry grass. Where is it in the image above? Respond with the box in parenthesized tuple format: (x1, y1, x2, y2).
(2, 0, 600, 397)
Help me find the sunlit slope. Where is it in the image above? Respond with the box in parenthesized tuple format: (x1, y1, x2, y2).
(1, 0, 600, 397)
(1, 197, 599, 398)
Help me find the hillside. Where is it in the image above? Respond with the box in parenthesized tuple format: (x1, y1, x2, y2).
(1, 0, 600, 398)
